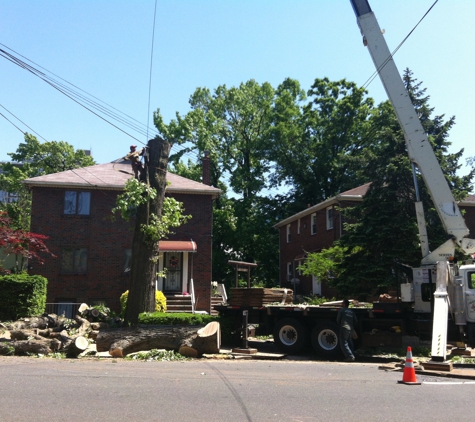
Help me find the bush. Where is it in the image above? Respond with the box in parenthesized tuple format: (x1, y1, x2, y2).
(0, 273, 47, 321)
(120, 290, 167, 316)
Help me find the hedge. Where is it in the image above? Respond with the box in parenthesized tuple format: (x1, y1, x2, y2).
(0, 273, 48, 321)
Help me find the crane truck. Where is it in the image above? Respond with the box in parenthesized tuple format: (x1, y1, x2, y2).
(215, 0, 475, 361)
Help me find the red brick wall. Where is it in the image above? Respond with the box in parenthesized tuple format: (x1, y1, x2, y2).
(278, 205, 343, 297)
(280, 202, 475, 297)
(461, 205, 475, 238)
(29, 187, 214, 313)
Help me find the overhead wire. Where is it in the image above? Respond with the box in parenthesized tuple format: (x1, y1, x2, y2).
(0, 103, 49, 142)
(0, 44, 199, 163)
(361, 0, 439, 90)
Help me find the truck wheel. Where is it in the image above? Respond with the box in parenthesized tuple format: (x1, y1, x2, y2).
(311, 321, 342, 358)
(273, 318, 307, 354)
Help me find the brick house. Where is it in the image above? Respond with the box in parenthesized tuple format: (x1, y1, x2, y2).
(23, 157, 221, 315)
(274, 183, 475, 297)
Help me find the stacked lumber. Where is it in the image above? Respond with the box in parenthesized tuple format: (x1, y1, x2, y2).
(229, 288, 293, 307)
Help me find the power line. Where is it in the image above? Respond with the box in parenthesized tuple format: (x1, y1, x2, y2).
(362, 0, 439, 90)
(0, 44, 200, 163)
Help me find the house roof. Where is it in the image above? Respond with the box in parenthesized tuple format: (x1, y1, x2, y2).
(22, 159, 221, 198)
(274, 182, 475, 228)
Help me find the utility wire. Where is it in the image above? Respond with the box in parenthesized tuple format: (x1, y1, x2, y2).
(0, 44, 199, 162)
(0, 103, 48, 141)
(146, 0, 158, 144)
(362, 0, 439, 90)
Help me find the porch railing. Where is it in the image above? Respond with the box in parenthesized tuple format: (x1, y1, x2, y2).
(45, 303, 82, 319)
(190, 278, 196, 313)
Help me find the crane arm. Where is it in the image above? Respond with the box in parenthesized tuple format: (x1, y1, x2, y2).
(350, 0, 475, 263)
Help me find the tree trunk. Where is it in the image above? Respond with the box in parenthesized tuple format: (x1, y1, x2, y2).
(124, 136, 171, 326)
(96, 322, 221, 358)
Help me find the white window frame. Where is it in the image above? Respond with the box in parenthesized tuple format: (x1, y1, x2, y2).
(287, 262, 292, 279)
(297, 219, 301, 234)
(286, 224, 291, 243)
(311, 213, 317, 235)
(326, 206, 334, 230)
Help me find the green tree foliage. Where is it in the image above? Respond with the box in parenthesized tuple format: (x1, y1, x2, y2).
(271, 78, 375, 212)
(326, 69, 474, 299)
(0, 133, 95, 230)
(156, 80, 290, 286)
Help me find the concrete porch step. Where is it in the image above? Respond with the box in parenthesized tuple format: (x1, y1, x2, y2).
(165, 295, 193, 313)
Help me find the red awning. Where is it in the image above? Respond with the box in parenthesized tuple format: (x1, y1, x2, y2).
(158, 240, 197, 253)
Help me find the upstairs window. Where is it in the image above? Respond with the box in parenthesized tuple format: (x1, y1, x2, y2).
(286, 224, 291, 243)
(297, 219, 301, 234)
(64, 191, 91, 215)
(61, 248, 88, 274)
(287, 262, 292, 279)
(311, 213, 317, 235)
(326, 206, 334, 230)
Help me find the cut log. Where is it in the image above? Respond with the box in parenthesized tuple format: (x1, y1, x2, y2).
(74, 315, 91, 337)
(66, 336, 89, 358)
(96, 322, 221, 358)
(0, 338, 56, 356)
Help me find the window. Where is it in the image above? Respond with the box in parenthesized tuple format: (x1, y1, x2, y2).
(56, 300, 76, 319)
(297, 219, 301, 234)
(0, 190, 18, 204)
(64, 191, 91, 215)
(326, 206, 334, 230)
(286, 224, 291, 243)
(61, 248, 88, 273)
(287, 262, 292, 280)
(311, 213, 317, 235)
(469, 272, 475, 290)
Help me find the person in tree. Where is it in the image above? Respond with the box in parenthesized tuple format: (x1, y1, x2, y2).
(337, 299, 358, 362)
(125, 145, 147, 179)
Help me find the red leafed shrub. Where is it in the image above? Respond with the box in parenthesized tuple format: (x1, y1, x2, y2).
(0, 211, 56, 274)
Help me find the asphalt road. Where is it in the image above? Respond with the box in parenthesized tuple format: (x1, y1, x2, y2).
(0, 356, 474, 422)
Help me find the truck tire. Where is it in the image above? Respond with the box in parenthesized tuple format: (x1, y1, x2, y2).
(273, 318, 307, 354)
(311, 321, 342, 359)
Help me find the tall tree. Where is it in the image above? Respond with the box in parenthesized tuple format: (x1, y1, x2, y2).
(0, 134, 95, 230)
(270, 78, 375, 213)
(122, 136, 170, 325)
(156, 80, 291, 286)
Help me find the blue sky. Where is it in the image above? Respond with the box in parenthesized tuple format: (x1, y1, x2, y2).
(1, 0, 474, 178)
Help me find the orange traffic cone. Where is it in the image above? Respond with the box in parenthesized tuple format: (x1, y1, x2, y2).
(398, 346, 421, 385)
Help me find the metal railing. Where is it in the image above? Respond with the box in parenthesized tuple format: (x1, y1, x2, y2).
(45, 303, 82, 319)
(190, 278, 195, 313)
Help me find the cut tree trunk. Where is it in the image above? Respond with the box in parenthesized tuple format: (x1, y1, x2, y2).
(96, 322, 221, 358)
(66, 336, 89, 358)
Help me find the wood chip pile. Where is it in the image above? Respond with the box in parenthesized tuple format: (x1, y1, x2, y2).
(229, 288, 293, 307)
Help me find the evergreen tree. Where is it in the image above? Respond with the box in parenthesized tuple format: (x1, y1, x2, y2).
(331, 69, 474, 299)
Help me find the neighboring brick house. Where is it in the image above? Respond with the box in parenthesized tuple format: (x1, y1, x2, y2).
(274, 183, 475, 297)
(23, 157, 221, 315)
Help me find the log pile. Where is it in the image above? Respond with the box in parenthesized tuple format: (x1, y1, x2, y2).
(229, 288, 293, 307)
(0, 313, 92, 358)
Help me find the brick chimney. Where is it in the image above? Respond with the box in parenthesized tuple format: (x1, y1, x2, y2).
(202, 151, 211, 186)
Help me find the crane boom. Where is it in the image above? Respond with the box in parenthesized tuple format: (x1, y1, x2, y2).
(350, 0, 475, 264)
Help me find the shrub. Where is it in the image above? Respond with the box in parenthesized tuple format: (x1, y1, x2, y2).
(120, 290, 167, 316)
(138, 312, 217, 326)
(0, 273, 47, 321)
